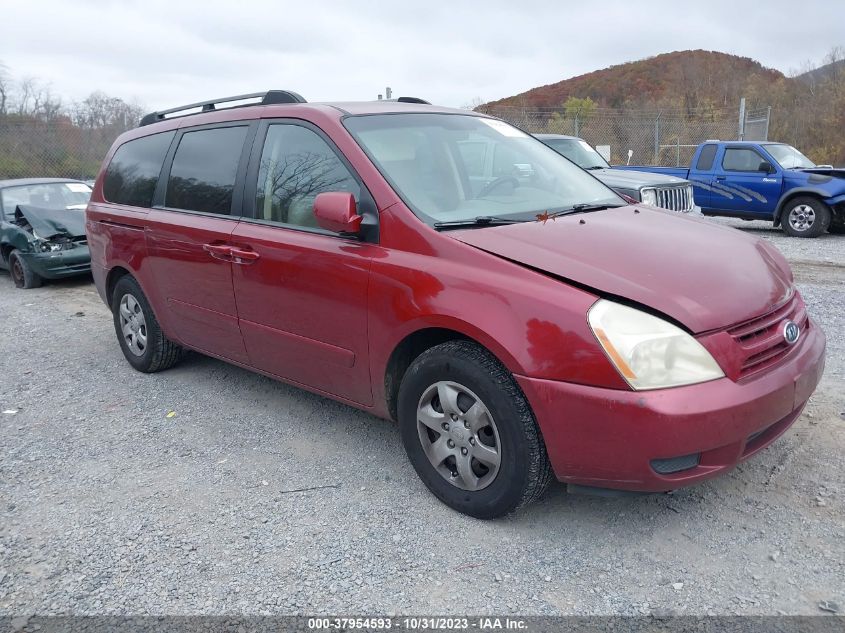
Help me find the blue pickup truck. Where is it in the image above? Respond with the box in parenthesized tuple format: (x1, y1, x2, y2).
(617, 141, 845, 238)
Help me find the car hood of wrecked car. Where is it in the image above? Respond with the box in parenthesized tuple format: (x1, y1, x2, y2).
(14, 205, 87, 239)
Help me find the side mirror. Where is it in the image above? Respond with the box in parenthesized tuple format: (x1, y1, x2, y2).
(758, 161, 774, 173)
(313, 192, 363, 234)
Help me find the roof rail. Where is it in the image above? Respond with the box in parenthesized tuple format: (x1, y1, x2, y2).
(138, 90, 307, 127)
(396, 96, 431, 104)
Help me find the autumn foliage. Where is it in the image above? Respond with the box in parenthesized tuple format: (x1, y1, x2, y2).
(483, 49, 845, 165)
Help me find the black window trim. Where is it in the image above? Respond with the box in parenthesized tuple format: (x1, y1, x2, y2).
(241, 118, 379, 244)
(720, 146, 767, 173)
(152, 120, 259, 219)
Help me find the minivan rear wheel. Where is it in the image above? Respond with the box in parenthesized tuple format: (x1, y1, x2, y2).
(112, 275, 184, 372)
(397, 340, 552, 518)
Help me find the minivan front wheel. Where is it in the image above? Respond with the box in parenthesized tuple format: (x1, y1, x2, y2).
(112, 276, 184, 372)
(397, 341, 552, 518)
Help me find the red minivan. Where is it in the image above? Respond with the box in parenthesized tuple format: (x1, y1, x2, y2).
(86, 91, 825, 518)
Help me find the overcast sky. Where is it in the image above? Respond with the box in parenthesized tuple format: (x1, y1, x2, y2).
(2, 0, 843, 112)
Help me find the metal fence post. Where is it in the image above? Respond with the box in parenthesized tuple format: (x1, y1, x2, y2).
(764, 106, 771, 141)
(574, 111, 580, 138)
(738, 97, 746, 140)
(654, 113, 660, 165)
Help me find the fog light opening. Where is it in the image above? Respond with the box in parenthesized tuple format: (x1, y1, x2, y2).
(650, 453, 701, 475)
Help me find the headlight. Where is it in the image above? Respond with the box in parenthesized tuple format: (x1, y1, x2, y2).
(588, 299, 724, 390)
(640, 188, 658, 206)
(31, 231, 74, 252)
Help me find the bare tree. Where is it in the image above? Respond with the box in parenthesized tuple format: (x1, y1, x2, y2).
(0, 61, 9, 115)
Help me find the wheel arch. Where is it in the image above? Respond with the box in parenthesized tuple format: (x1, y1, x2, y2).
(105, 265, 133, 306)
(383, 326, 521, 422)
(0, 242, 14, 265)
(773, 188, 831, 226)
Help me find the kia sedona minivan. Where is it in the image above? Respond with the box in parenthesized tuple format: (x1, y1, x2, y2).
(86, 91, 825, 518)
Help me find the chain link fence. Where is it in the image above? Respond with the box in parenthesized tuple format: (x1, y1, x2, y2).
(0, 104, 773, 180)
(477, 105, 771, 167)
(0, 117, 127, 181)
(742, 106, 772, 142)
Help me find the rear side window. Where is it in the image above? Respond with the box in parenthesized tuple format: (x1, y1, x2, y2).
(165, 126, 248, 215)
(722, 148, 766, 172)
(103, 131, 175, 207)
(696, 144, 717, 171)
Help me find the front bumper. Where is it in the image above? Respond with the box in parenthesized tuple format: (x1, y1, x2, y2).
(516, 320, 826, 492)
(20, 245, 91, 279)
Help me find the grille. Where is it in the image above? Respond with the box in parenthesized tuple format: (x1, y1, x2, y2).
(727, 293, 808, 380)
(654, 185, 694, 212)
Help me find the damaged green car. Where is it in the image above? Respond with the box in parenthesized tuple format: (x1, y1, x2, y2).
(0, 178, 92, 289)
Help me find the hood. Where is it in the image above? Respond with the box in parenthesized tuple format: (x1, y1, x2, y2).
(449, 207, 793, 334)
(590, 168, 690, 189)
(799, 167, 845, 179)
(14, 205, 87, 239)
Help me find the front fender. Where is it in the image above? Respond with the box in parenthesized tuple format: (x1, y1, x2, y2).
(774, 187, 844, 225)
(366, 244, 631, 418)
(1, 224, 37, 261)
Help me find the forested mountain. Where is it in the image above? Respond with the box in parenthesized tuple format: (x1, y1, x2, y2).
(482, 49, 845, 165)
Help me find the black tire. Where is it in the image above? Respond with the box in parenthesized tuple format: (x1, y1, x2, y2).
(397, 340, 552, 519)
(781, 196, 831, 238)
(111, 275, 184, 373)
(9, 250, 43, 289)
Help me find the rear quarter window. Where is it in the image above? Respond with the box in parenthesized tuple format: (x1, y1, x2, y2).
(103, 131, 175, 207)
(696, 144, 717, 171)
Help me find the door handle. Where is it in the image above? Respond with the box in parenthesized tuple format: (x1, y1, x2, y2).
(203, 243, 233, 260)
(229, 247, 260, 264)
(715, 176, 727, 181)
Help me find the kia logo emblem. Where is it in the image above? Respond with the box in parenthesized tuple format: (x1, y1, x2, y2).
(783, 321, 800, 345)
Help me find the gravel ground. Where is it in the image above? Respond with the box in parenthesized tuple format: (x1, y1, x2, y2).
(0, 216, 843, 617)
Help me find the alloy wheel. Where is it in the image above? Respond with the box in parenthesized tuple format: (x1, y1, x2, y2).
(416, 380, 501, 491)
(788, 204, 816, 232)
(119, 293, 148, 357)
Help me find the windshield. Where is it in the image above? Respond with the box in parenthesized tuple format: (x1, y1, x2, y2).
(541, 137, 610, 170)
(1, 182, 92, 218)
(344, 114, 621, 224)
(766, 144, 815, 169)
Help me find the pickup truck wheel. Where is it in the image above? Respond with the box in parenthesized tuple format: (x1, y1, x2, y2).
(112, 275, 184, 373)
(9, 250, 42, 289)
(782, 197, 830, 238)
(397, 340, 552, 519)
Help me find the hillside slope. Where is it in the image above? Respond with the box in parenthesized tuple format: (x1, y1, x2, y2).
(484, 50, 785, 111)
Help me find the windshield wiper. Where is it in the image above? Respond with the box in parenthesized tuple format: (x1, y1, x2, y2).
(543, 203, 625, 221)
(433, 216, 526, 230)
(584, 166, 605, 170)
